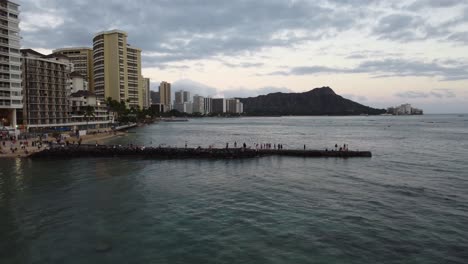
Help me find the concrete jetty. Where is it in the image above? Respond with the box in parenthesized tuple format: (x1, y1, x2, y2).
(30, 144, 372, 159)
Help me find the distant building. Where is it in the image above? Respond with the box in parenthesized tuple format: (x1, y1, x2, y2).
(53, 47, 94, 92)
(150, 103, 164, 114)
(192, 95, 205, 114)
(174, 102, 192, 114)
(387, 103, 423, 115)
(141, 77, 151, 109)
(203, 97, 212, 114)
(226, 98, 243, 114)
(174, 90, 192, 113)
(151, 91, 160, 104)
(93, 30, 143, 109)
(0, 1, 21, 134)
(174, 90, 190, 104)
(20, 49, 72, 130)
(159, 81, 171, 112)
(212, 98, 226, 113)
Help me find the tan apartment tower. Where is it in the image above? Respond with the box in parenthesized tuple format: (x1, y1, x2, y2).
(92, 30, 143, 109)
(52, 47, 94, 92)
(159, 81, 171, 112)
(0, 1, 21, 135)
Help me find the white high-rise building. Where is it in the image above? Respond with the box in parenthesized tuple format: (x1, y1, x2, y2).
(226, 98, 244, 114)
(192, 95, 205, 114)
(204, 97, 212, 114)
(0, 1, 21, 135)
(174, 90, 192, 113)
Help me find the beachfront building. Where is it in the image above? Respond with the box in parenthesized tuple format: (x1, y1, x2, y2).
(68, 90, 113, 130)
(159, 81, 171, 112)
(192, 95, 205, 114)
(0, 0, 21, 135)
(387, 103, 423, 115)
(212, 98, 226, 114)
(52, 47, 94, 92)
(19, 49, 72, 131)
(93, 30, 143, 109)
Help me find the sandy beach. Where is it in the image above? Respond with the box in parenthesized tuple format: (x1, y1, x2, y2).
(0, 131, 127, 158)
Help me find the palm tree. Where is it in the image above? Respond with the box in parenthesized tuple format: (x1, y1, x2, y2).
(83, 105, 95, 131)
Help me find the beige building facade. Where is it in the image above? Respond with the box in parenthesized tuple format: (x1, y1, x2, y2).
(52, 47, 94, 92)
(93, 30, 143, 109)
(159, 81, 171, 112)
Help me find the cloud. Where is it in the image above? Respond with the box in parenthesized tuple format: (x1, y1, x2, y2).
(342, 94, 368, 102)
(171, 79, 218, 97)
(395, 91, 430, 99)
(222, 86, 293, 98)
(430, 89, 456, 98)
(19, 0, 363, 65)
(265, 58, 468, 81)
(222, 62, 265, 68)
(407, 0, 462, 10)
(152, 78, 293, 98)
(395, 89, 457, 99)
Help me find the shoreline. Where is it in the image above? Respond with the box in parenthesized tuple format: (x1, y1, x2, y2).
(0, 131, 128, 159)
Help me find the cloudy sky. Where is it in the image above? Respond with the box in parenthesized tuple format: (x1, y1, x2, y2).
(20, 0, 468, 113)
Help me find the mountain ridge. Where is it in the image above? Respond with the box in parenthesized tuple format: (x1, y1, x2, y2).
(239, 87, 385, 116)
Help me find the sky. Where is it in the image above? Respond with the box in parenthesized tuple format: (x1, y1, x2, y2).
(19, 0, 468, 113)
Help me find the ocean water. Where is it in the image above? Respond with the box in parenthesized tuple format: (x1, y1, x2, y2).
(1, 115, 467, 264)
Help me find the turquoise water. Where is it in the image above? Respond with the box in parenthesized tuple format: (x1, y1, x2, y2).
(1, 115, 468, 263)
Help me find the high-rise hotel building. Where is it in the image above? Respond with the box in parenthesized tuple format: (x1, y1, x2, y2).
(52, 47, 94, 92)
(92, 30, 143, 109)
(0, 1, 21, 133)
(159, 81, 171, 112)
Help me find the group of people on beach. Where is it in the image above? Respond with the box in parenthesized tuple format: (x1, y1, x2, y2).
(0, 138, 46, 155)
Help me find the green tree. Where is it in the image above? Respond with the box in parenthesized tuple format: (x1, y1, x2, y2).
(83, 105, 95, 131)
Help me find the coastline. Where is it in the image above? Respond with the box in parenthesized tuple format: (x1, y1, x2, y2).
(0, 131, 128, 159)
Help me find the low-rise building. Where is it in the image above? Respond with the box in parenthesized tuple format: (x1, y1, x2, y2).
(387, 103, 423, 115)
(68, 90, 113, 130)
